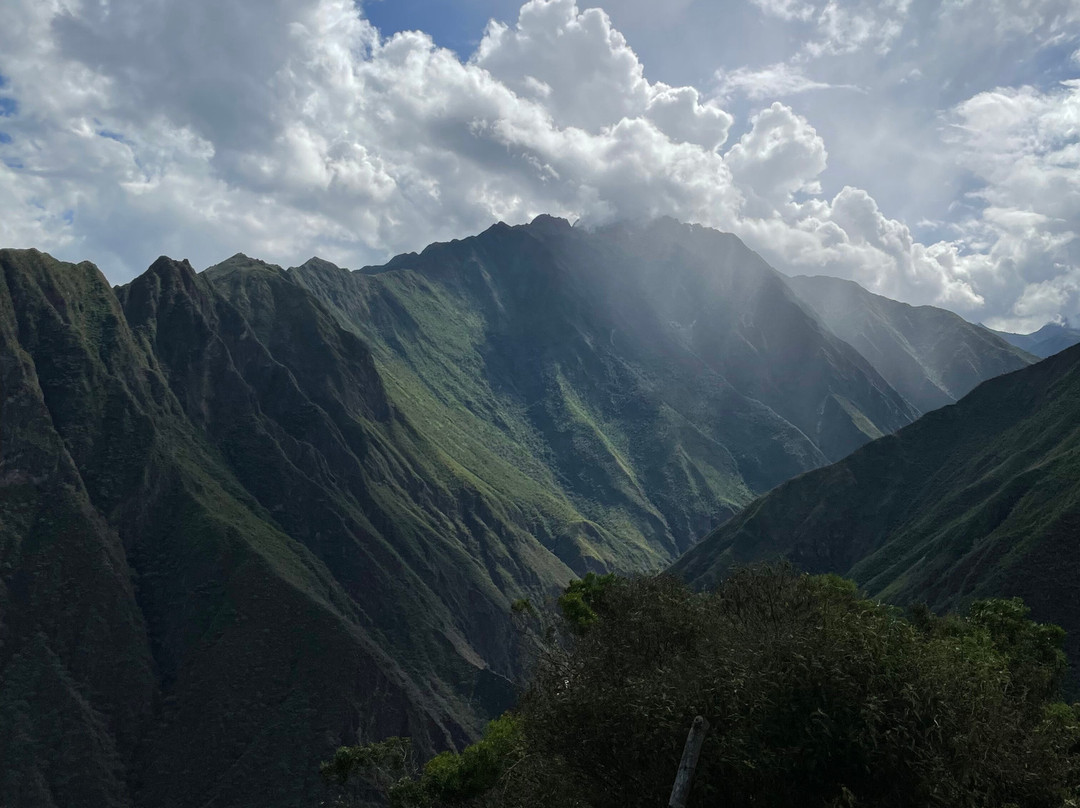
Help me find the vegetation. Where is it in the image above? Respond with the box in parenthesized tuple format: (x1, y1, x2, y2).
(325, 566, 1080, 808)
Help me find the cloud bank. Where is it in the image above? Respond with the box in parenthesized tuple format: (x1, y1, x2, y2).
(0, 0, 1077, 329)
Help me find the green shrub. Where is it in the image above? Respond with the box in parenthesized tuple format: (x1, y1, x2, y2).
(519, 567, 1079, 808)
(323, 566, 1080, 808)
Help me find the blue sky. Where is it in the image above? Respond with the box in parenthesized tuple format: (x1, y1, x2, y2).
(365, 0, 519, 57)
(0, 0, 1078, 330)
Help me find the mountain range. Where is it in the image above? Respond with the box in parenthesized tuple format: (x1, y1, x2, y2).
(0, 217, 1040, 806)
(988, 322, 1080, 358)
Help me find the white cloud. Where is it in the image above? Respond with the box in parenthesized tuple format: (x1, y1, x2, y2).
(0, 0, 741, 277)
(473, 0, 651, 131)
(940, 80, 1080, 329)
(750, 0, 817, 23)
(472, 0, 732, 147)
(726, 102, 827, 209)
(747, 0, 913, 58)
(0, 0, 1076, 330)
(715, 62, 858, 102)
(940, 0, 1080, 39)
(805, 0, 912, 58)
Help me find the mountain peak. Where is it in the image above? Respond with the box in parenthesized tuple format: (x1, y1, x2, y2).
(147, 254, 196, 274)
(988, 321, 1080, 358)
(528, 213, 572, 231)
(203, 252, 285, 279)
(297, 256, 344, 273)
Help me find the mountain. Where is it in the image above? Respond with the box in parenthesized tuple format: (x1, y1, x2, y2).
(0, 217, 1027, 806)
(0, 248, 540, 808)
(287, 216, 919, 569)
(673, 344, 1080, 687)
(989, 322, 1080, 358)
(786, 274, 1034, 412)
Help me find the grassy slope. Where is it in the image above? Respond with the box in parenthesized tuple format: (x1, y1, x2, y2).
(674, 344, 1080, 685)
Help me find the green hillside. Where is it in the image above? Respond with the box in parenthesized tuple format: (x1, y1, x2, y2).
(674, 344, 1080, 687)
(288, 216, 921, 569)
(0, 249, 500, 807)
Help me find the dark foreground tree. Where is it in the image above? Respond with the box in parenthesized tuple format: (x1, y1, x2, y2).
(323, 566, 1080, 808)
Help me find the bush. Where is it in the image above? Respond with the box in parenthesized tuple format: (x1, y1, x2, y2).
(323, 566, 1080, 808)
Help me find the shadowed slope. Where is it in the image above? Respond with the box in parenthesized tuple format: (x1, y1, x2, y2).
(0, 249, 547, 808)
(1, 217, 1017, 806)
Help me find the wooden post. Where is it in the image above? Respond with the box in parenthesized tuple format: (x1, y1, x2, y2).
(668, 715, 710, 808)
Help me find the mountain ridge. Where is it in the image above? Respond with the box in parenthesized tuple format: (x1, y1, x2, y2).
(988, 322, 1080, 358)
(785, 273, 1034, 412)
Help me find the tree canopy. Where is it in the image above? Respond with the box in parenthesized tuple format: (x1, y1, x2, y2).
(323, 566, 1080, 808)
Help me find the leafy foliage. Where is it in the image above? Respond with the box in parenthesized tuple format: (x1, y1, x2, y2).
(322, 715, 527, 808)
(330, 567, 1080, 808)
(322, 738, 418, 805)
(556, 572, 618, 633)
(674, 338, 1080, 699)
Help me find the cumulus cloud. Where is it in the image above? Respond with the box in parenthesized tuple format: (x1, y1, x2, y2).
(473, 0, 732, 147)
(943, 80, 1080, 329)
(0, 0, 1076, 330)
(726, 102, 827, 209)
(0, 0, 740, 277)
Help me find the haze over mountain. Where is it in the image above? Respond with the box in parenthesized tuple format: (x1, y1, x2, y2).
(786, 275, 1034, 412)
(0, 217, 1039, 806)
(674, 342, 1080, 688)
(988, 322, 1080, 359)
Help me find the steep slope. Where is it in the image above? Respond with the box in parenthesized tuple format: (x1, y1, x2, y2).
(0, 249, 557, 808)
(0, 250, 158, 808)
(786, 274, 1034, 412)
(287, 216, 918, 570)
(674, 345, 1080, 684)
(990, 322, 1080, 358)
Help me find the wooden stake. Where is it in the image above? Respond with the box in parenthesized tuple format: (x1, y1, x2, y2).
(668, 715, 710, 808)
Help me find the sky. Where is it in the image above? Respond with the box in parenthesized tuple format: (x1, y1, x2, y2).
(1, 0, 1078, 330)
